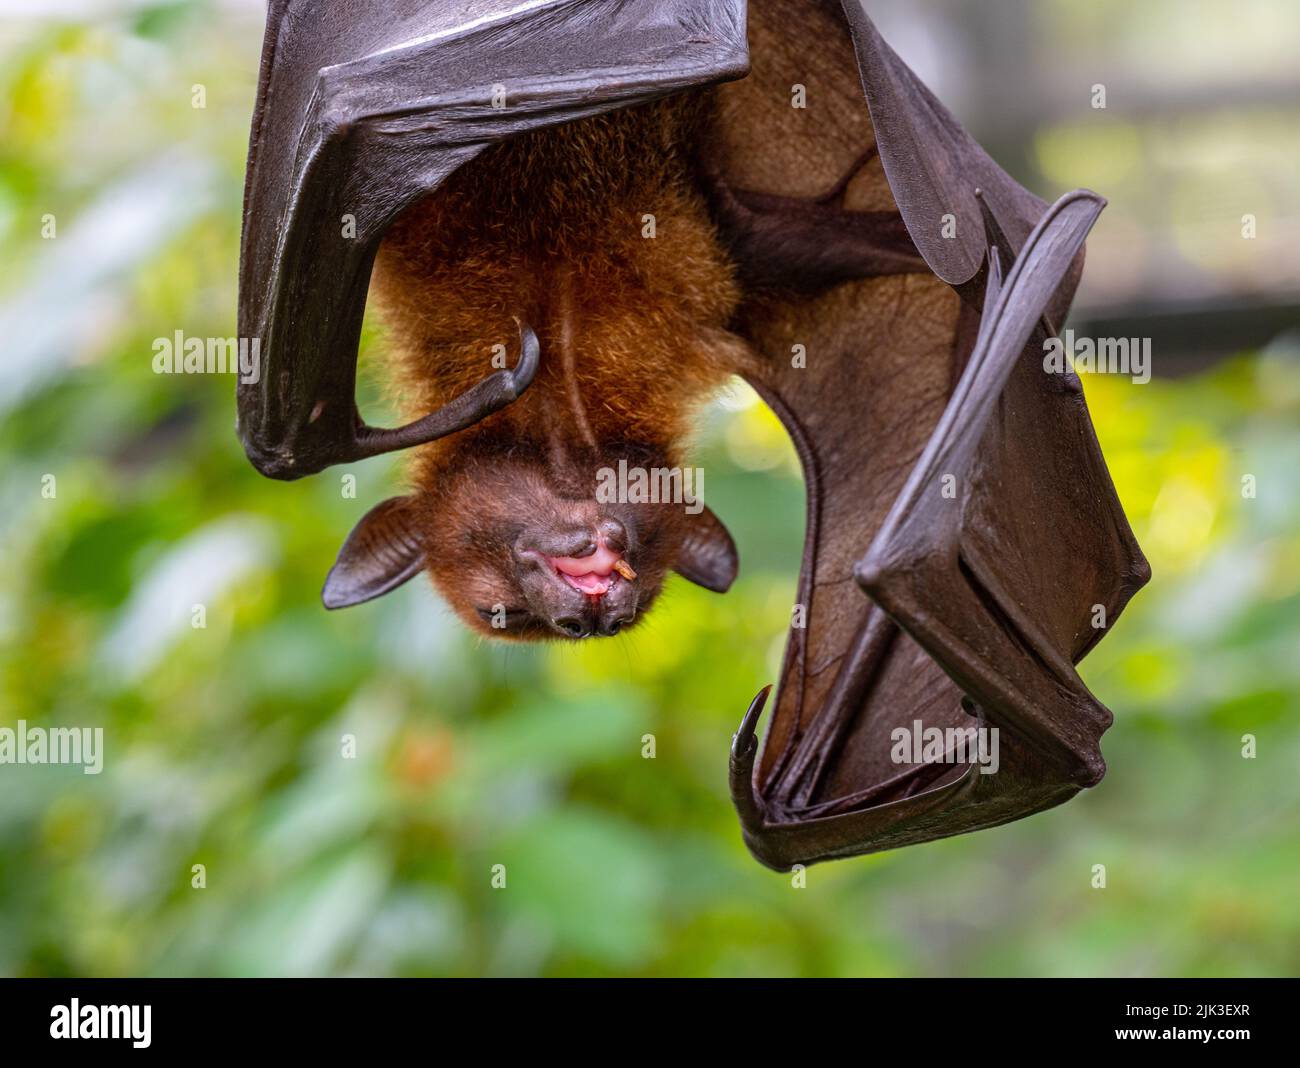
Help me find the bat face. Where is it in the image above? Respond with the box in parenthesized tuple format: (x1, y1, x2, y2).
(323, 445, 736, 638)
(421, 454, 680, 641)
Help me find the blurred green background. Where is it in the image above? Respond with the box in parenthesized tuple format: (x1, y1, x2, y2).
(1, 0, 1297, 977)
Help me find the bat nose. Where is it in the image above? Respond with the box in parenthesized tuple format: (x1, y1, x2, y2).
(554, 616, 591, 639)
(598, 613, 633, 636)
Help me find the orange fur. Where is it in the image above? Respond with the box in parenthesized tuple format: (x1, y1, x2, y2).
(371, 95, 741, 480)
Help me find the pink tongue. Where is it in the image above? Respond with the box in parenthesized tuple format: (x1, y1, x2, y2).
(549, 543, 621, 598)
(565, 572, 610, 595)
(551, 543, 620, 578)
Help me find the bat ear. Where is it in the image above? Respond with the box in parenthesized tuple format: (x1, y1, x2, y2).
(673, 506, 738, 593)
(322, 495, 425, 610)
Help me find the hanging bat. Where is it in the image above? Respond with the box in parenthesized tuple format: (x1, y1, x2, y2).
(237, 0, 1149, 867)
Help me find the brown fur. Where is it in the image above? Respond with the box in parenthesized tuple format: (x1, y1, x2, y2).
(368, 94, 743, 635)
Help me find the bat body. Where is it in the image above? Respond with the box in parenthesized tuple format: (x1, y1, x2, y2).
(365, 95, 744, 638)
(238, 0, 1149, 866)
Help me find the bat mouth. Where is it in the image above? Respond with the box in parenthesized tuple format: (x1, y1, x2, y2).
(540, 527, 637, 602)
(545, 530, 635, 599)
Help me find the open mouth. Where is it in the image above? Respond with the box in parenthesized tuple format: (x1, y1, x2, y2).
(547, 537, 635, 598)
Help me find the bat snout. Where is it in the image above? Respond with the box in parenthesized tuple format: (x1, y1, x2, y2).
(514, 522, 639, 639)
(535, 577, 638, 640)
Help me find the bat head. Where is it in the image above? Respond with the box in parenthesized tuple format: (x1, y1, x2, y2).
(320, 451, 737, 641)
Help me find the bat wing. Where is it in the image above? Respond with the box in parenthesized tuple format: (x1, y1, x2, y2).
(237, 0, 747, 479)
(713, 1, 1149, 868)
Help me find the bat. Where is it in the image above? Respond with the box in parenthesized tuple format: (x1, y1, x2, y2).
(236, 0, 1149, 867)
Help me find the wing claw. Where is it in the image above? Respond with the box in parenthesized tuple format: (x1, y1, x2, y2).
(732, 684, 772, 760)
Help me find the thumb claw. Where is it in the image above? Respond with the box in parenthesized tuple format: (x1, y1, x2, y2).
(732, 684, 772, 759)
